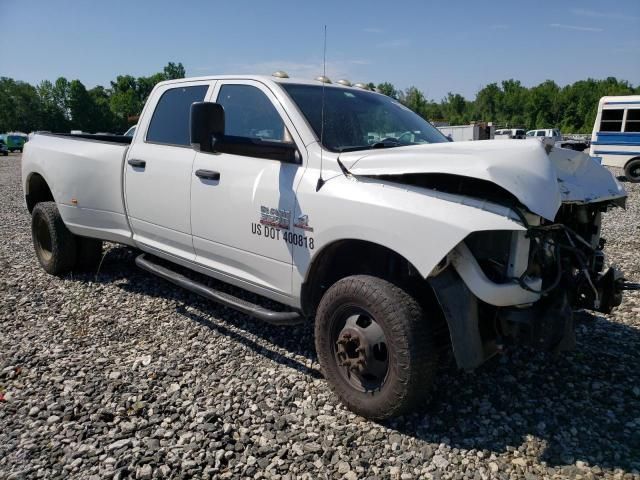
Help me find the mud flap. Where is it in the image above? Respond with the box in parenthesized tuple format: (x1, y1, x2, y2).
(429, 269, 497, 370)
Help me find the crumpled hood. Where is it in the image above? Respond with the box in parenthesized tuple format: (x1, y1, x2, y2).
(339, 140, 626, 221)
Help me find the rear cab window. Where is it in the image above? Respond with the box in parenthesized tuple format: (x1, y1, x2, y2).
(146, 85, 209, 146)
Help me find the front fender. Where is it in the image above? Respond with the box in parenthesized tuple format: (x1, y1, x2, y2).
(292, 174, 526, 291)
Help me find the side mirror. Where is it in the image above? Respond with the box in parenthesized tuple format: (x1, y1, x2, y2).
(190, 102, 224, 153)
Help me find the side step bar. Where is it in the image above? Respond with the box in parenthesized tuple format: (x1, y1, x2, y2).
(135, 254, 303, 325)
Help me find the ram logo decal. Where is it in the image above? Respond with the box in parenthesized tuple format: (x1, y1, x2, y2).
(260, 206, 291, 229)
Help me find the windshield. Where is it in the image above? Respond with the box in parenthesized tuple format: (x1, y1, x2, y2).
(281, 83, 448, 152)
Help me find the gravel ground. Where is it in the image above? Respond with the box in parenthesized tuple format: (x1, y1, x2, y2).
(1, 153, 639, 479)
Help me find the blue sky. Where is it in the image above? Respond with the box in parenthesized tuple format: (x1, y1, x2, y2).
(1, 0, 638, 100)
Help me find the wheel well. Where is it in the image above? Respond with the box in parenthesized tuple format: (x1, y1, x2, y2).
(26, 173, 54, 213)
(301, 240, 442, 321)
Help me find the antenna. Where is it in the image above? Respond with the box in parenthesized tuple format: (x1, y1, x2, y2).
(316, 25, 327, 192)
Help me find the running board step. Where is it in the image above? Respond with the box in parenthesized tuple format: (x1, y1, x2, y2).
(135, 254, 303, 325)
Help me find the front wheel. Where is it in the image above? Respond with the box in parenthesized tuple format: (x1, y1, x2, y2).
(624, 158, 640, 183)
(315, 275, 438, 419)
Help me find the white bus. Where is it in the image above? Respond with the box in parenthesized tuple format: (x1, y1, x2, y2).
(590, 95, 640, 182)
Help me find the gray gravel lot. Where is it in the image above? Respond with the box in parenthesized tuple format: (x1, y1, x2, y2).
(1, 152, 639, 479)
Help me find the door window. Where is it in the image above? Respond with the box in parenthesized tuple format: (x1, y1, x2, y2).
(217, 84, 292, 143)
(146, 85, 209, 146)
(536, 131, 546, 137)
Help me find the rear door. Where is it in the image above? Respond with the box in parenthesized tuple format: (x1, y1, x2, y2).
(190, 80, 307, 296)
(125, 81, 213, 260)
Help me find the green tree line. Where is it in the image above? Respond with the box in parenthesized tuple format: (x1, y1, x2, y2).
(0, 62, 185, 134)
(0, 63, 637, 134)
(377, 77, 638, 133)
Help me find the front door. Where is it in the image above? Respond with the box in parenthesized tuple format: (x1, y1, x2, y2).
(125, 81, 212, 259)
(190, 80, 307, 296)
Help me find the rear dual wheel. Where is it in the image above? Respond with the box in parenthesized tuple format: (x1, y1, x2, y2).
(32, 202, 103, 275)
(315, 275, 438, 419)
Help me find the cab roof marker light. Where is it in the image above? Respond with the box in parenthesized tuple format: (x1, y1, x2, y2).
(353, 83, 368, 90)
(315, 75, 332, 84)
(272, 71, 289, 78)
(337, 79, 352, 86)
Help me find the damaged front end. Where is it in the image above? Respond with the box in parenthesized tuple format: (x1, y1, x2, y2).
(342, 141, 635, 370)
(431, 199, 638, 370)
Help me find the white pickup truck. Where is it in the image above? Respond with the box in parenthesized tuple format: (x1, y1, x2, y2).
(22, 74, 635, 419)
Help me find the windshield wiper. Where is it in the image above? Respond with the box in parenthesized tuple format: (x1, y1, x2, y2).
(335, 145, 372, 153)
(371, 140, 401, 149)
(335, 141, 402, 153)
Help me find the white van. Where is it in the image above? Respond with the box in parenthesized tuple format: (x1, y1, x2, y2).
(590, 95, 640, 182)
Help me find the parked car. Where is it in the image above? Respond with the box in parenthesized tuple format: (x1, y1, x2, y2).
(589, 95, 640, 182)
(494, 128, 526, 139)
(526, 128, 562, 143)
(0, 139, 8, 156)
(2, 133, 27, 152)
(22, 73, 634, 419)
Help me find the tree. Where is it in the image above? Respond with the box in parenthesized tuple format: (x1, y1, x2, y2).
(1, 65, 637, 135)
(0, 77, 42, 133)
(68, 80, 94, 130)
(474, 83, 502, 123)
(37, 80, 70, 132)
(89, 86, 118, 132)
(377, 82, 398, 98)
(109, 62, 188, 129)
(441, 93, 468, 125)
(500, 79, 528, 127)
(163, 62, 185, 80)
(399, 87, 427, 116)
(109, 74, 141, 128)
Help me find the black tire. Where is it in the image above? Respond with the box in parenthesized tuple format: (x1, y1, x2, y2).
(315, 275, 438, 419)
(19, 148, 23, 153)
(624, 158, 640, 183)
(31, 202, 77, 275)
(76, 237, 104, 272)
